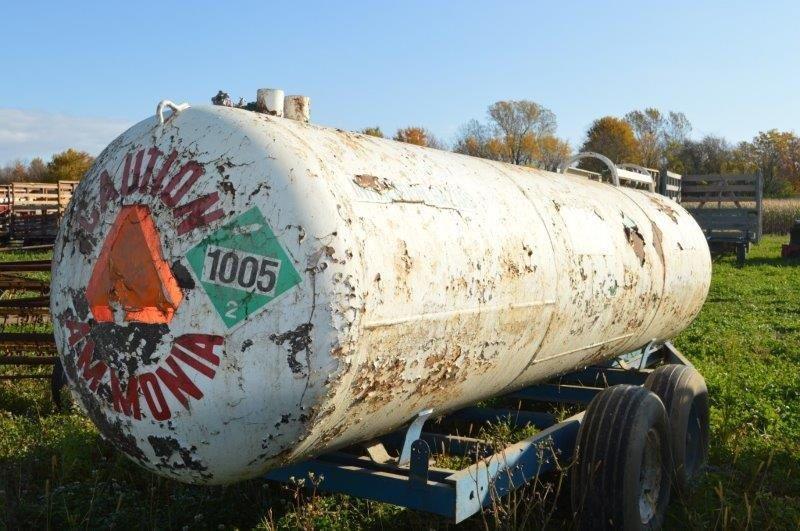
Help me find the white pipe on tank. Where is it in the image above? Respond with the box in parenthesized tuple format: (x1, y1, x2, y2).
(256, 88, 284, 116)
(284, 95, 310, 123)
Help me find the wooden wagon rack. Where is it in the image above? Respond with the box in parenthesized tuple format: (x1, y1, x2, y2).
(0, 181, 78, 244)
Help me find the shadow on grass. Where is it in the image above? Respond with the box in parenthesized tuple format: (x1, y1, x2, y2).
(743, 256, 800, 267)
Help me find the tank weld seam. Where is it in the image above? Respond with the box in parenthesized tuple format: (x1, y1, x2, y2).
(491, 166, 562, 379)
(530, 333, 634, 364)
(354, 198, 464, 213)
(362, 300, 556, 330)
(611, 187, 669, 342)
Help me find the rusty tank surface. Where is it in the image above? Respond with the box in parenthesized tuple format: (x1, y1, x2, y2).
(50, 97, 711, 484)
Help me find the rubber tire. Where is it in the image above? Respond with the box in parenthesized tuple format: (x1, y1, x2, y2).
(736, 243, 746, 266)
(644, 364, 709, 494)
(571, 385, 671, 530)
(51, 358, 67, 410)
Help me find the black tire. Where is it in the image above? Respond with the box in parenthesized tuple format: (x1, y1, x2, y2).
(736, 243, 746, 266)
(644, 364, 709, 494)
(571, 385, 671, 530)
(51, 358, 67, 410)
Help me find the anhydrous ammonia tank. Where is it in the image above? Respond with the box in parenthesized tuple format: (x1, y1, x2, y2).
(51, 101, 711, 485)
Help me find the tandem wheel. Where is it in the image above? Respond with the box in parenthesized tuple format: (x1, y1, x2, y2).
(51, 358, 68, 410)
(736, 243, 747, 266)
(644, 364, 710, 494)
(571, 385, 672, 530)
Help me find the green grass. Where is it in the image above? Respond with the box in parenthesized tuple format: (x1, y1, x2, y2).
(668, 235, 800, 529)
(1, 237, 798, 529)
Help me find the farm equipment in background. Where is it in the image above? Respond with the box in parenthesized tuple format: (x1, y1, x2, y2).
(782, 219, 800, 258)
(0, 182, 76, 403)
(0, 181, 78, 245)
(0, 250, 63, 406)
(680, 173, 763, 265)
(562, 162, 766, 267)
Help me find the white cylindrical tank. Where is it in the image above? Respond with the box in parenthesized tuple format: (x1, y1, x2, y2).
(51, 104, 711, 485)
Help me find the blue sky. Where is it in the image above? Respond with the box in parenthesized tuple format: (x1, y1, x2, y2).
(1, 0, 798, 163)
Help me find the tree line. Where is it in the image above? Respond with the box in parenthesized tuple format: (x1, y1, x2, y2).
(4, 102, 798, 198)
(360, 101, 571, 172)
(0, 148, 94, 184)
(366, 102, 800, 198)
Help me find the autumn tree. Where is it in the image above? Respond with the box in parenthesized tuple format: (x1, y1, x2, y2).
(453, 120, 500, 160)
(735, 130, 800, 196)
(487, 100, 557, 165)
(624, 108, 691, 168)
(667, 130, 800, 197)
(0, 160, 29, 183)
(27, 157, 48, 181)
(453, 101, 570, 169)
(537, 136, 573, 172)
(361, 126, 384, 138)
(394, 127, 444, 149)
(579, 117, 640, 172)
(46, 149, 94, 182)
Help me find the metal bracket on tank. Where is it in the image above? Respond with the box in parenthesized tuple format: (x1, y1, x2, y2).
(398, 408, 434, 467)
(618, 163, 657, 193)
(558, 151, 620, 187)
(638, 340, 661, 370)
(156, 100, 191, 125)
(613, 339, 661, 370)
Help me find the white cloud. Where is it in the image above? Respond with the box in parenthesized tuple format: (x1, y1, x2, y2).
(0, 108, 132, 164)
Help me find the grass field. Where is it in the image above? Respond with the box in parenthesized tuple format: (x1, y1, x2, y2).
(1, 236, 798, 529)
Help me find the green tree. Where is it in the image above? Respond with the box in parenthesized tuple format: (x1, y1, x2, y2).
(672, 135, 736, 175)
(579, 117, 640, 173)
(46, 149, 94, 182)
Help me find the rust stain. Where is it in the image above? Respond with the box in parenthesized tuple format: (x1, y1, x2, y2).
(624, 225, 647, 266)
(648, 195, 679, 223)
(351, 355, 407, 406)
(651, 222, 665, 265)
(398, 241, 412, 274)
(354, 174, 393, 193)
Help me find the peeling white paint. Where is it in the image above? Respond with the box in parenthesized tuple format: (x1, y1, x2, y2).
(51, 105, 711, 485)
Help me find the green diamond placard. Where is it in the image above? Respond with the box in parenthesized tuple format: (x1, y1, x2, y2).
(186, 207, 302, 328)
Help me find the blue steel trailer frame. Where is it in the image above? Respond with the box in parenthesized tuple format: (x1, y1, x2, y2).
(266, 342, 693, 524)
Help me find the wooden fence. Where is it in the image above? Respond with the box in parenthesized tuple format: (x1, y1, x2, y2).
(0, 181, 78, 243)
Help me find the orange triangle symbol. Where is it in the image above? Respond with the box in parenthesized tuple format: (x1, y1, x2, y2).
(86, 205, 183, 324)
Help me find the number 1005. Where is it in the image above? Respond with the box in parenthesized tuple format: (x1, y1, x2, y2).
(202, 245, 281, 295)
